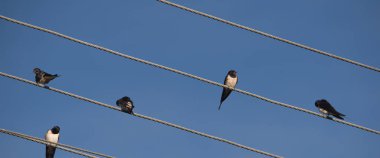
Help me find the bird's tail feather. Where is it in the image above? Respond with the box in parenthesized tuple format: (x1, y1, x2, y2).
(218, 102, 223, 110)
(46, 145, 56, 158)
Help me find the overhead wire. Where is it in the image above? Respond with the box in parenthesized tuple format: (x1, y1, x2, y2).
(157, 0, 380, 73)
(0, 128, 102, 158)
(0, 15, 379, 135)
(11, 132, 113, 158)
(0, 72, 282, 158)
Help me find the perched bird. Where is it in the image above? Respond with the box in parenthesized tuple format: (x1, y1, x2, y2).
(45, 126, 60, 158)
(219, 70, 238, 110)
(315, 99, 345, 120)
(116, 96, 134, 114)
(33, 68, 59, 85)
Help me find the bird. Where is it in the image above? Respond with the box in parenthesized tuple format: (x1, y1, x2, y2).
(116, 96, 135, 114)
(33, 68, 59, 85)
(45, 126, 60, 158)
(315, 99, 345, 120)
(219, 70, 238, 110)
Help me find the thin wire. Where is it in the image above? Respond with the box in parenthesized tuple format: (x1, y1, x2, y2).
(57, 143, 113, 158)
(15, 133, 112, 158)
(9, 129, 113, 158)
(0, 128, 99, 158)
(0, 15, 378, 135)
(157, 0, 380, 73)
(0, 72, 282, 158)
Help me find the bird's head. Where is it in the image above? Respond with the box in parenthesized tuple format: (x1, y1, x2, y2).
(33, 68, 41, 74)
(228, 70, 237, 77)
(315, 99, 328, 107)
(122, 96, 131, 101)
(51, 126, 60, 134)
(315, 100, 320, 107)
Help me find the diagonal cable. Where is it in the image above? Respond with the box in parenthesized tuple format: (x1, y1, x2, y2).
(0, 128, 102, 158)
(157, 0, 380, 73)
(0, 15, 379, 135)
(0, 72, 282, 158)
(2, 129, 113, 158)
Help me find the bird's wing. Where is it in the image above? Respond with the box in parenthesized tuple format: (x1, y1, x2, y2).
(326, 103, 345, 117)
(219, 87, 232, 109)
(43, 71, 54, 77)
(221, 88, 232, 101)
(43, 72, 58, 80)
(320, 102, 339, 113)
(35, 74, 41, 83)
(223, 74, 228, 85)
(45, 131, 48, 140)
(116, 99, 126, 106)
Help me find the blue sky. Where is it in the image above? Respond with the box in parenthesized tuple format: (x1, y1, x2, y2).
(1, 0, 380, 157)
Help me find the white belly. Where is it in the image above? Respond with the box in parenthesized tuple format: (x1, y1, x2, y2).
(226, 75, 237, 87)
(127, 102, 133, 108)
(46, 130, 59, 143)
(319, 108, 328, 114)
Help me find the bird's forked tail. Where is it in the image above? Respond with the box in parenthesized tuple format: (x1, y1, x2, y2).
(218, 102, 223, 110)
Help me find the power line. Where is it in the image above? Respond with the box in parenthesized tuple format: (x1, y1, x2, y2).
(0, 15, 378, 135)
(0, 128, 102, 158)
(13, 130, 113, 158)
(0, 72, 282, 158)
(157, 0, 380, 73)
(11, 131, 113, 158)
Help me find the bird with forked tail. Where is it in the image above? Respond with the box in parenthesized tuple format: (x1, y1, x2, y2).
(315, 99, 345, 120)
(219, 70, 238, 110)
(33, 68, 59, 85)
(45, 126, 60, 158)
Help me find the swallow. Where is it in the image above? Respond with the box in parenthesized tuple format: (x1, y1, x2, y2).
(116, 96, 134, 114)
(219, 70, 238, 110)
(315, 99, 345, 120)
(33, 68, 59, 85)
(45, 126, 60, 158)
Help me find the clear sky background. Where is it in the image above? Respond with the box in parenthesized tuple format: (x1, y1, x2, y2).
(1, 0, 380, 158)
